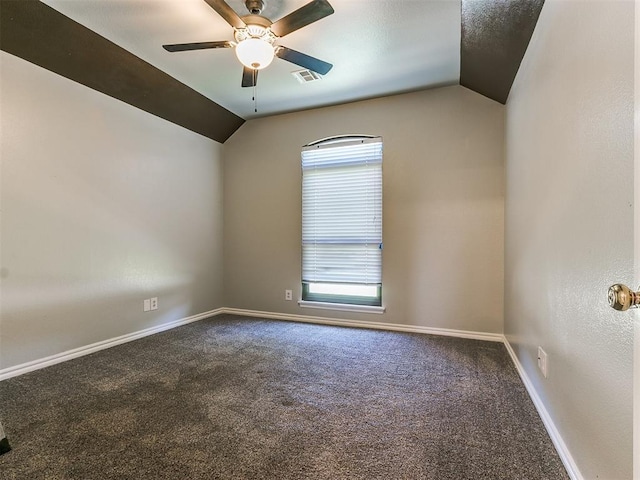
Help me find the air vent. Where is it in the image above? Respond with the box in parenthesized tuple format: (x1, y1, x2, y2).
(292, 69, 323, 84)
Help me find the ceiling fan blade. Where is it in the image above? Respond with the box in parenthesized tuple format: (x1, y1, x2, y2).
(242, 67, 258, 87)
(270, 0, 334, 38)
(203, 0, 246, 29)
(163, 41, 233, 52)
(275, 46, 332, 75)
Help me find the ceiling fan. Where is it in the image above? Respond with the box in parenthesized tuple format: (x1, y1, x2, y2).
(163, 0, 334, 88)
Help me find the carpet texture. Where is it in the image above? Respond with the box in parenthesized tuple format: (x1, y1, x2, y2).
(0, 315, 568, 479)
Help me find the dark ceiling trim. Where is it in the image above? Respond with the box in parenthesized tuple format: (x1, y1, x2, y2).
(0, 0, 244, 143)
(460, 0, 545, 105)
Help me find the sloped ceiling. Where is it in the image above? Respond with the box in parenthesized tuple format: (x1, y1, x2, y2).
(0, 0, 244, 143)
(461, 0, 545, 104)
(0, 0, 544, 143)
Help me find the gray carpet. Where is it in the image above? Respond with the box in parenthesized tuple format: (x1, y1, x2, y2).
(0, 315, 569, 479)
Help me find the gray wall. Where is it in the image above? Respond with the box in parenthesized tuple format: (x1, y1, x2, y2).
(0, 52, 225, 369)
(504, 1, 634, 478)
(223, 86, 505, 334)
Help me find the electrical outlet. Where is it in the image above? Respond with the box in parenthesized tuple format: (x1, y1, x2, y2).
(285, 289, 293, 301)
(150, 297, 158, 310)
(537, 346, 548, 378)
(143, 299, 151, 312)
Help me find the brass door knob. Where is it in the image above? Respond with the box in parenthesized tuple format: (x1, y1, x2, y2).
(607, 284, 640, 311)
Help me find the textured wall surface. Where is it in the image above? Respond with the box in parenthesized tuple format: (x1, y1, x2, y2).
(636, 1, 640, 474)
(0, 52, 225, 369)
(223, 86, 505, 334)
(504, 1, 634, 478)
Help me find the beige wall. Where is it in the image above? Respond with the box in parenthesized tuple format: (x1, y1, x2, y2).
(635, 0, 640, 474)
(504, 1, 634, 478)
(0, 52, 225, 369)
(223, 86, 505, 333)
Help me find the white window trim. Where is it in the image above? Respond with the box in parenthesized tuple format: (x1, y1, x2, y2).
(298, 300, 386, 314)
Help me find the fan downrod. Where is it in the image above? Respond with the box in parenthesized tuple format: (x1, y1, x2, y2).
(245, 0, 264, 15)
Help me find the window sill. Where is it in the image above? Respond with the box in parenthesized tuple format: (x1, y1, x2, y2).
(298, 300, 386, 315)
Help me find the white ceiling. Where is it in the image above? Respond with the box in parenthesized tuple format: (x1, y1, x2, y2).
(41, 0, 461, 119)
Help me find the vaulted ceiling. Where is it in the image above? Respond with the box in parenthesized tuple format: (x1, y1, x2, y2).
(0, 0, 544, 143)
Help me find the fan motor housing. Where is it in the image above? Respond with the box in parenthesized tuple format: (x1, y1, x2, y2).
(239, 14, 272, 29)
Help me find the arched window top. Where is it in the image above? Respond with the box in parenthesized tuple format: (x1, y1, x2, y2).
(303, 134, 381, 149)
(301, 135, 382, 169)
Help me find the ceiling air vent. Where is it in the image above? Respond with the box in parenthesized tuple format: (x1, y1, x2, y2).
(292, 69, 323, 84)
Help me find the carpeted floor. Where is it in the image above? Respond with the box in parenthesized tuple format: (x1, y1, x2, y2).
(0, 315, 569, 479)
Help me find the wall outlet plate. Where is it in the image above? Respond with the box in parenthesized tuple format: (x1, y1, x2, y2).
(537, 346, 548, 378)
(150, 297, 158, 310)
(285, 290, 293, 301)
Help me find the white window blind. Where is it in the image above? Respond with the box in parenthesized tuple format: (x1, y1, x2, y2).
(302, 136, 383, 287)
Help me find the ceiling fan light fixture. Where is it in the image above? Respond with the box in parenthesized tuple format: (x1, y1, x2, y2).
(235, 38, 274, 70)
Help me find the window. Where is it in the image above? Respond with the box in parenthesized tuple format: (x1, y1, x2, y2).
(301, 135, 383, 307)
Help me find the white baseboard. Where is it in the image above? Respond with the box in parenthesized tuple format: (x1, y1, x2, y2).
(220, 307, 504, 342)
(0, 307, 501, 382)
(0, 308, 224, 381)
(502, 339, 582, 480)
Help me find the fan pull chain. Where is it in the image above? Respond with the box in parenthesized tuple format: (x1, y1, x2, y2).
(252, 69, 258, 113)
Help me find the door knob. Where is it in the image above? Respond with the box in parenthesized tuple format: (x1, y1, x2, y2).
(607, 284, 640, 311)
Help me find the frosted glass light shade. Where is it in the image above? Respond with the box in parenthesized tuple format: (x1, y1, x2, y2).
(235, 38, 274, 70)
